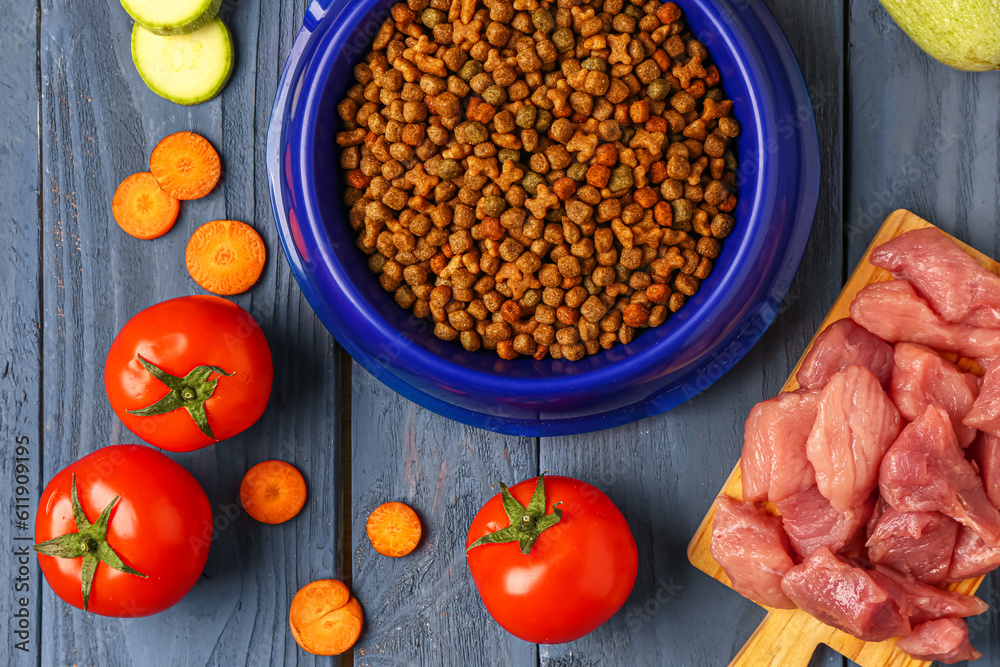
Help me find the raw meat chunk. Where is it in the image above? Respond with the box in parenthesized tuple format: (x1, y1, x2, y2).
(740, 390, 819, 503)
(776, 486, 874, 560)
(964, 365, 1000, 439)
(870, 226, 1000, 328)
(880, 405, 1000, 547)
(890, 342, 980, 447)
(806, 365, 901, 513)
(865, 499, 958, 585)
(710, 496, 797, 609)
(870, 565, 987, 625)
(894, 618, 981, 664)
(967, 431, 1000, 509)
(796, 318, 894, 390)
(780, 547, 910, 642)
(850, 280, 1000, 359)
(947, 525, 1000, 582)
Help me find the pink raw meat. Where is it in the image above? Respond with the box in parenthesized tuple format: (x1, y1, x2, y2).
(710, 496, 797, 609)
(740, 390, 819, 503)
(947, 525, 1000, 581)
(865, 499, 958, 585)
(967, 431, 1000, 509)
(780, 547, 910, 642)
(894, 618, 982, 664)
(890, 342, 980, 447)
(796, 318, 894, 390)
(850, 280, 1000, 359)
(806, 365, 901, 513)
(964, 364, 1000, 438)
(776, 486, 874, 560)
(870, 565, 987, 625)
(869, 226, 1000, 328)
(880, 405, 1000, 547)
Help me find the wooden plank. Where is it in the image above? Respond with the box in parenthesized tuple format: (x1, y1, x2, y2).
(688, 210, 992, 667)
(0, 1, 42, 665)
(36, 0, 342, 665)
(538, 0, 847, 663)
(350, 363, 539, 666)
(846, 3, 1000, 665)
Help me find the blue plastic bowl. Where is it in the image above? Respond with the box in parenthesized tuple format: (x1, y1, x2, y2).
(267, 0, 820, 435)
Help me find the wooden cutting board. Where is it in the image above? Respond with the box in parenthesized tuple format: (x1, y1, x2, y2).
(687, 209, 995, 667)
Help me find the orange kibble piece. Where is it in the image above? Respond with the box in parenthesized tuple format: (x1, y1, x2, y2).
(111, 172, 180, 239)
(186, 219, 266, 295)
(289, 579, 363, 656)
(149, 131, 222, 200)
(240, 460, 307, 524)
(366, 501, 422, 557)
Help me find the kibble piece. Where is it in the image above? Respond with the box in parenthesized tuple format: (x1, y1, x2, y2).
(552, 27, 575, 52)
(608, 165, 634, 193)
(711, 214, 736, 238)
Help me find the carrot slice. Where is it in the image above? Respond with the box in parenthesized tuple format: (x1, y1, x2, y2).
(111, 172, 180, 239)
(149, 131, 221, 200)
(185, 219, 266, 295)
(366, 501, 422, 557)
(240, 460, 307, 524)
(289, 579, 363, 656)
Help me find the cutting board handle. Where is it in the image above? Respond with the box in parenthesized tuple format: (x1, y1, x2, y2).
(729, 609, 820, 667)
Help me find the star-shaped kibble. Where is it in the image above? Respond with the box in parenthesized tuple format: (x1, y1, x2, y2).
(405, 164, 439, 198)
(496, 160, 525, 190)
(608, 33, 632, 65)
(673, 58, 707, 89)
(566, 132, 598, 161)
(525, 184, 559, 219)
(467, 156, 500, 179)
(453, 18, 482, 45)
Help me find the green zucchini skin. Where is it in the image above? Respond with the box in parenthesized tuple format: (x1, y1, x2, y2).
(131, 18, 234, 106)
(121, 0, 222, 36)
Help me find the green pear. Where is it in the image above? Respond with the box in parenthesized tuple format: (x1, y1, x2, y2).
(880, 0, 1000, 71)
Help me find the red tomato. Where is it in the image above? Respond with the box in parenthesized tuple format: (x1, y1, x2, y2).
(34, 445, 214, 616)
(466, 474, 638, 644)
(104, 295, 272, 452)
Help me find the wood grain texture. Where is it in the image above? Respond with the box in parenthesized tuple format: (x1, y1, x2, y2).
(538, 0, 848, 664)
(689, 212, 992, 667)
(847, 3, 1000, 665)
(0, 2, 42, 666)
(7, 0, 1000, 663)
(350, 363, 539, 666)
(33, 0, 343, 665)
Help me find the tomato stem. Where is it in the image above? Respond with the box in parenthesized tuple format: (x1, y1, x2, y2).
(33, 474, 148, 611)
(125, 354, 233, 440)
(466, 473, 563, 556)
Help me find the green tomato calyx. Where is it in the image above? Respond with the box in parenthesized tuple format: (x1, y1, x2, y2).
(33, 474, 147, 611)
(467, 473, 563, 556)
(126, 354, 234, 440)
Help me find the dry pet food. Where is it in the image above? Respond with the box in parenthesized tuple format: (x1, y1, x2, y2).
(336, 0, 740, 360)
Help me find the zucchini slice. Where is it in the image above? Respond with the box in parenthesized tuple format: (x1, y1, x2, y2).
(131, 18, 234, 106)
(121, 0, 221, 36)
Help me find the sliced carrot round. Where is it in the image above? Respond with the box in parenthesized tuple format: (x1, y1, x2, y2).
(111, 172, 180, 239)
(149, 130, 221, 200)
(366, 501, 422, 557)
(289, 579, 363, 656)
(240, 460, 307, 524)
(186, 219, 266, 295)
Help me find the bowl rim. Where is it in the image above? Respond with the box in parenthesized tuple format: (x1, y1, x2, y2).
(267, 0, 821, 434)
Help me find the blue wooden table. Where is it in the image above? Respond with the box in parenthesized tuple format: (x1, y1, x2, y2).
(2, 1, 999, 665)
